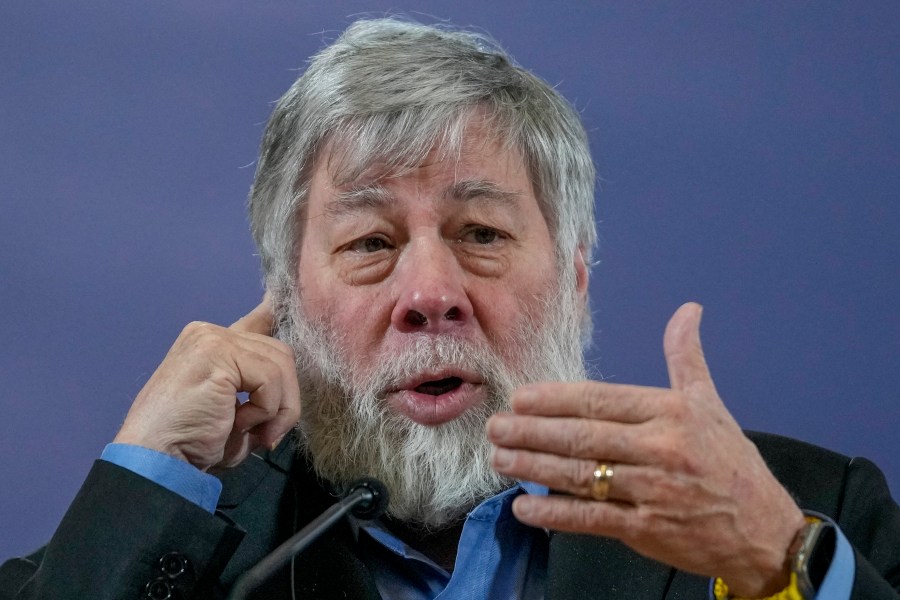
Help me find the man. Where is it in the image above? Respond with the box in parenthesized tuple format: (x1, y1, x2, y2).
(2, 18, 898, 600)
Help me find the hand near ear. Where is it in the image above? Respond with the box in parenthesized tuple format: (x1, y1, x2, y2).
(115, 295, 301, 471)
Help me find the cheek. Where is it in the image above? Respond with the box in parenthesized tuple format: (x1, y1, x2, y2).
(303, 283, 393, 359)
(471, 269, 557, 342)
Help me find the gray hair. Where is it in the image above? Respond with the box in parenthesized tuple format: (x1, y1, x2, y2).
(248, 18, 596, 303)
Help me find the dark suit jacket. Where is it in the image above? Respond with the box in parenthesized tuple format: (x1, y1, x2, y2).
(2, 432, 899, 599)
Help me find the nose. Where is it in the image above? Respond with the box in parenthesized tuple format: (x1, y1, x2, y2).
(390, 239, 473, 334)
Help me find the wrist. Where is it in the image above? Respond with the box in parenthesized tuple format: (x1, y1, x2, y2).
(716, 516, 835, 600)
(721, 510, 807, 597)
(113, 428, 192, 466)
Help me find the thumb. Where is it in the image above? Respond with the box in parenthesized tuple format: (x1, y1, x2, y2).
(663, 302, 713, 391)
(230, 292, 275, 336)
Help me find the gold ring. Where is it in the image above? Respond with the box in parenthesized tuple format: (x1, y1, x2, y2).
(591, 462, 614, 501)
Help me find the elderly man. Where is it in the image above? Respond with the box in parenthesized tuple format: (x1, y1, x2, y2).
(2, 18, 898, 600)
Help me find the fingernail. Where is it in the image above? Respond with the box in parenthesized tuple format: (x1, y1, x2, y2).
(492, 447, 514, 469)
(270, 433, 286, 451)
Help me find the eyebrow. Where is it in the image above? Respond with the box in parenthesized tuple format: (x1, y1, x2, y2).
(325, 185, 394, 219)
(324, 179, 522, 220)
(444, 180, 522, 206)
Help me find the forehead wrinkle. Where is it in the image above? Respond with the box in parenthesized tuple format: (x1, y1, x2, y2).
(324, 184, 394, 220)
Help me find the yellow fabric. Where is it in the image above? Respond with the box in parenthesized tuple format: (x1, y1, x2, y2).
(712, 573, 805, 600)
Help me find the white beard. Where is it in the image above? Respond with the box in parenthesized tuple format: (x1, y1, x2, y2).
(276, 277, 586, 530)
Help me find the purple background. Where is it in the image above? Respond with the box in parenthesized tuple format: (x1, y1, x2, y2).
(2, 2, 898, 559)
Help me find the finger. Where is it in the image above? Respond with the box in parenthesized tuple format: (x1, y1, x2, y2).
(231, 292, 275, 335)
(220, 427, 263, 468)
(249, 398, 301, 450)
(487, 414, 649, 464)
(218, 342, 291, 416)
(245, 322, 302, 440)
(492, 447, 641, 503)
(233, 402, 280, 434)
(233, 346, 301, 442)
(510, 381, 662, 422)
(176, 320, 286, 358)
(511, 493, 636, 539)
(663, 302, 713, 391)
(493, 448, 689, 507)
(226, 397, 298, 463)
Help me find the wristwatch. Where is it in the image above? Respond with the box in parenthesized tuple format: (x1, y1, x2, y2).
(791, 518, 837, 598)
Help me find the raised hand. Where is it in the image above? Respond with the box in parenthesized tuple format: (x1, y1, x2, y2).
(487, 303, 807, 597)
(114, 296, 301, 471)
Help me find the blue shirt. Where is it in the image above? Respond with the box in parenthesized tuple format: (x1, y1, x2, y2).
(101, 443, 855, 598)
(357, 482, 548, 599)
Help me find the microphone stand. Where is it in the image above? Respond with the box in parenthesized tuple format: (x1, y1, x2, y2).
(226, 479, 388, 600)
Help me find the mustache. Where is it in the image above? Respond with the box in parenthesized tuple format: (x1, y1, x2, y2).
(355, 335, 511, 397)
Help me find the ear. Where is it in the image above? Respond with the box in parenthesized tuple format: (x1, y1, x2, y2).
(574, 245, 589, 304)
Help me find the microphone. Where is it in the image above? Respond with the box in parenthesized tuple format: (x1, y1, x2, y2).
(226, 477, 389, 600)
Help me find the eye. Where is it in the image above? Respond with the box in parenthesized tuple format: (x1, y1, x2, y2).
(459, 226, 501, 245)
(347, 236, 391, 253)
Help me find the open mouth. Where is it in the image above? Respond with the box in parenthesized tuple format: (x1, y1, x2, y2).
(387, 371, 482, 424)
(413, 376, 464, 396)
